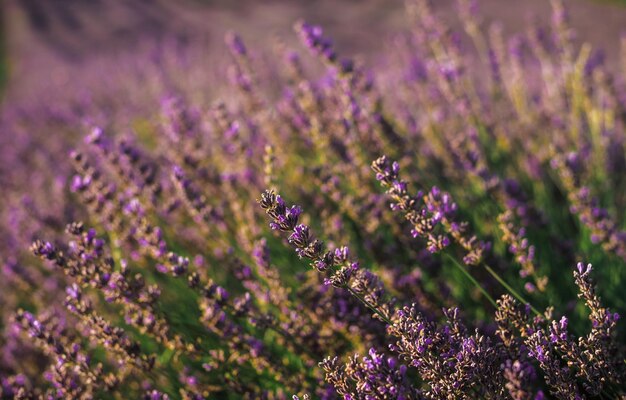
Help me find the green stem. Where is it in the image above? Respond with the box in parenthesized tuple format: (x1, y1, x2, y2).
(482, 263, 541, 316)
(444, 252, 542, 316)
(444, 254, 498, 308)
(346, 287, 393, 325)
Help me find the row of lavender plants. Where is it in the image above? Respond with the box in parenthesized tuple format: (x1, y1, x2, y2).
(1, 0, 626, 398)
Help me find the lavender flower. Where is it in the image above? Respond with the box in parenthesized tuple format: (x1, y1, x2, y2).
(259, 190, 393, 323)
(372, 155, 488, 265)
(319, 348, 422, 399)
(2, 1, 626, 398)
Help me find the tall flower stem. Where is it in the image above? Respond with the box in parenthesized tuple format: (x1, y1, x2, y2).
(483, 263, 541, 316)
(346, 287, 393, 325)
(444, 253, 497, 308)
(446, 252, 541, 316)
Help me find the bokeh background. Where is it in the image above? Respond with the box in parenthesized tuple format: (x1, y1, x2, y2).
(2, 0, 626, 103)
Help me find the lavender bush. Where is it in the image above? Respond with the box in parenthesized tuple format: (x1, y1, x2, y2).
(1, 0, 626, 398)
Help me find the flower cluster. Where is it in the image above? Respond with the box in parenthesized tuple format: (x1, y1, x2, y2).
(260, 190, 393, 323)
(372, 155, 489, 266)
(319, 348, 421, 399)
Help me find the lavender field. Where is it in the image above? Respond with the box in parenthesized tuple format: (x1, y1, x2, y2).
(2, 0, 626, 399)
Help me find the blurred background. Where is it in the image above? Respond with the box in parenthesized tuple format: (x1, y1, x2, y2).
(1, 0, 626, 105)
